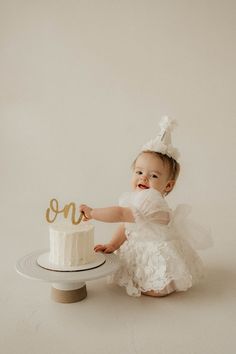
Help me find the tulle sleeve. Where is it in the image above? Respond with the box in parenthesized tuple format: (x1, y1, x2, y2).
(170, 204, 213, 250)
(119, 189, 171, 226)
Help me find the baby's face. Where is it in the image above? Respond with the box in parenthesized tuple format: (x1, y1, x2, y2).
(131, 152, 174, 195)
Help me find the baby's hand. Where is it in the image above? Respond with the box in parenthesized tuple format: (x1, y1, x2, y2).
(94, 244, 116, 253)
(79, 204, 93, 221)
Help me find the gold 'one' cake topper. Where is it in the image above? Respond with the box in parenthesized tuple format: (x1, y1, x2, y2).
(46, 198, 84, 225)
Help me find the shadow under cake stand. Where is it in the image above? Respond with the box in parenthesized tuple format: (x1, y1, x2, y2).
(16, 249, 120, 303)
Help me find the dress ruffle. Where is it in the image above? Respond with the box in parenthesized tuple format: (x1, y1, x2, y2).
(110, 189, 212, 297)
(111, 238, 204, 297)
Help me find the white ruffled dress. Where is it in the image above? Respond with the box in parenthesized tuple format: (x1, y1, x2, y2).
(111, 188, 212, 297)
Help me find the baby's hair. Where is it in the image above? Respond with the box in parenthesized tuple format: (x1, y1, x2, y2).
(132, 151, 180, 194)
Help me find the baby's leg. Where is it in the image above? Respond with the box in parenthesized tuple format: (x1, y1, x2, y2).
(142, 281, 176, 297)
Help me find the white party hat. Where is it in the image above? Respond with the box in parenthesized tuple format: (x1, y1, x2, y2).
(142, 116, 180, 161)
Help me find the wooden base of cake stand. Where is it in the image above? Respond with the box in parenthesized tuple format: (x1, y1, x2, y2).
(16, 249, 120, 304)
(51, 282, 87, 303)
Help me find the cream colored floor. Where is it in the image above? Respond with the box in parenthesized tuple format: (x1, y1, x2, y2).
(2, 210, 236, 354)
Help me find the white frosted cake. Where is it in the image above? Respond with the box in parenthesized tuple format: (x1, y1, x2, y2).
(49, 222, 95, 266)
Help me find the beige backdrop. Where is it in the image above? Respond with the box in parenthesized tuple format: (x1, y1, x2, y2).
(1, 1, 235, 354)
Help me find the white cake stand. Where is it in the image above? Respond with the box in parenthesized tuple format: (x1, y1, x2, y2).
(16, 249, 120, 303)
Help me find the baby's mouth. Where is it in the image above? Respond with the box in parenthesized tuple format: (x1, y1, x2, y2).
(138, 184, 150, 190)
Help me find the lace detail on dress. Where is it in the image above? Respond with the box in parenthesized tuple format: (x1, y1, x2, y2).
(110, 238, 204, 297)
(111, 188, 212, 297)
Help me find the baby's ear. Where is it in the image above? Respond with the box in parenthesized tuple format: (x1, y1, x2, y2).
(165, 180, 175, 194)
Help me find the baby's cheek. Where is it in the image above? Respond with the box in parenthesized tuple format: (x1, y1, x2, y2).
(130, 178, 136, 189)
(151, 180, 160, 190)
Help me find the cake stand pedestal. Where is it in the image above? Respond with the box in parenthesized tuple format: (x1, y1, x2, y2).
(51, 282, 88, 303)
(16, 249, 120, 303)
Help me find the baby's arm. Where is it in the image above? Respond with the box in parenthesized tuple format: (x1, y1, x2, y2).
(94, 224, 127, 253)
(79, 204, 134, 223)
